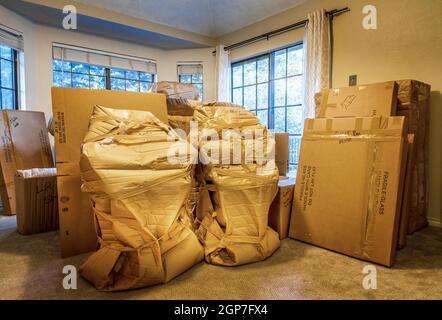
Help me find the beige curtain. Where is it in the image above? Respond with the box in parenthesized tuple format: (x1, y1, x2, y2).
(303, 9, 331, 119)
(215, 45, 231, 102)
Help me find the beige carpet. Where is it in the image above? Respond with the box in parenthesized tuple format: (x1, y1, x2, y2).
(0, 215, 441, 300)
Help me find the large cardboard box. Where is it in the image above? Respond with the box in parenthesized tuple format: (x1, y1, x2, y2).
(268, 176, 295, 239)
(289, 116, 407, 267)
(275, 133, 289, 176)
(0, 111, 53, 215)
(51, 87, 168, 258)
(317, 81, 398, 118)
(15, 168, 58, 235)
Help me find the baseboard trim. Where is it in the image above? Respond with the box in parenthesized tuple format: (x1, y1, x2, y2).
(428, 217, 442, 228)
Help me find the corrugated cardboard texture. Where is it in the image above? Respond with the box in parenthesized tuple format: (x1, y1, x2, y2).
(51, 87, 168, 258)
(79, 106, 203, 291)
(317, 81, 398, 118)
(289, 117, 407, 267)
(0, 111, 53, 215)
(275, 133, 289, 176)
(269, 176, 295, 240)
(15, 168, 58, 235)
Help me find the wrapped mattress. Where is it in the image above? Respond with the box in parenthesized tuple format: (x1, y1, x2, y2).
(194, 104, 281, 266)
(79, 105, 203, 291)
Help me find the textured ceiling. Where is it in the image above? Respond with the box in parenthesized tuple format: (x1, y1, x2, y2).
(76, 0, 306, 37)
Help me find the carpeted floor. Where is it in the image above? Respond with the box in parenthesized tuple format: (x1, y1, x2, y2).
(0, 215, 441, 300)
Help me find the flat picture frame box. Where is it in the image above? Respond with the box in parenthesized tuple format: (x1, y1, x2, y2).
(51, 87, 168, 258)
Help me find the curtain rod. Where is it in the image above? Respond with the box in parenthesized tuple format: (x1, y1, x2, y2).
(213, 7, 350, 54)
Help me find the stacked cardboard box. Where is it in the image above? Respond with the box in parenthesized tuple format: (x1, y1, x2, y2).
(15, 168, 58, 235)
(315, 80, 431, 235)
(269, 176, 295, 240)
(0, 110, 54, 215)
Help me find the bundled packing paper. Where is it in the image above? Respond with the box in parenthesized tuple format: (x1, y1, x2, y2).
(194, 104, 280, 266)
(79, 105, 203, 291)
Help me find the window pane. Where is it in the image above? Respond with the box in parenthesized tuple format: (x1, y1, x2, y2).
(232, 87, 243, 106)
(257, 110, 268, 127)
(287, 76, 303, 105)
(90, 65, 106, 76)
(0, 45, 12, 60)
(243, 85, 256, 111)
(243, 61, 256, 86)
(71, 63, 89, 74)
(273, 49, 287, 79)
(140, 72, 153, 82)
(274, 107, 285, 132)
(257, 58, 269, 83)
(1, 59, 14, 89)
(126, 80, 139, 92)
(72, 74, 89, 88)
(90, 76, 106, 89)
(53, 71, 63, 87)
(257, 83, 268, 109)
(273, 79, 286, 107)
(140, 82, 152, 92)
(289, 136, 301, 164)
(180, 75, 191, 83)
(192, 74, 203, 83)
(62, 73, 72, 87)
(126, 71, 139, 80)
(62, 61, 71, 72)
(289, 164, 298, 175)
(288, 47, 304, 76)
(287, 107, 303, 135)
(194, 84, 203, 100)
(232, 65, 242, 88)
(111, 78, 125, 91)
(53, 60, 63, 71)
(110, 69, 125, 78)
(1, 89, 14, 110)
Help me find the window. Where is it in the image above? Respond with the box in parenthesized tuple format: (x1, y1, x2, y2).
(52, 45, 156, 92)
(231, 44, 304, 173)
(0, 45, 18, 110)
(53, 60, 155, 92)
(178, 64, 203, 100)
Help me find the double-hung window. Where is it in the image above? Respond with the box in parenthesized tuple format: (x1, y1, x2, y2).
(52, 45, 156, 92)
(231, 43, 304, 173)
(0, 44, 17, 110)
(177, 64, 203, 100)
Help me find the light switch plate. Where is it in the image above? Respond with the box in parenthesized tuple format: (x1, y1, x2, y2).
(349, 75, 357, 86)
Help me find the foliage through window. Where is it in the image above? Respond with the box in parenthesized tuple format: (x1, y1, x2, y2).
(0, 45, 17, 110)
(178, 64, 203, 101)
(53, 59, 155, 92)
(231, 44, 304, 173)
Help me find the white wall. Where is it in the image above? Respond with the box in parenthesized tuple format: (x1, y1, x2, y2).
(0, 5, 216, 121)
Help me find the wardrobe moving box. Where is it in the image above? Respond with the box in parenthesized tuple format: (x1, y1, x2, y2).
(317, 81, 398, 118)
(51, 87, 168, 258)
(289, 116, 407, 267)
(0, 111, 54, 215)
(275, 133, 289, 176)
(269, 176, 295, 239)
(15, 168, 58, 235)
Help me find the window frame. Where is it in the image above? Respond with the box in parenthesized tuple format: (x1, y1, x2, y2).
(52, 59, 156, 92)
(0, 45, 19, 110)
(177, 65, 204, 101)
(231, 42, 304, 172)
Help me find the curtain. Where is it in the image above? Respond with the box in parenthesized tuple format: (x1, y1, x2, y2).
(303, 9, 331, 119)
(215, 45, 231, 102)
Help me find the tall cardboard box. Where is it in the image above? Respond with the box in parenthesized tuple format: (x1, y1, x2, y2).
(0, 111, 53, 215)
(269, 176, 295, 239)
(275, 133, 289, 176)
(51, 87, 168, 258)
(289, 117, 407, 267)
(15, 168, 58, 235)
